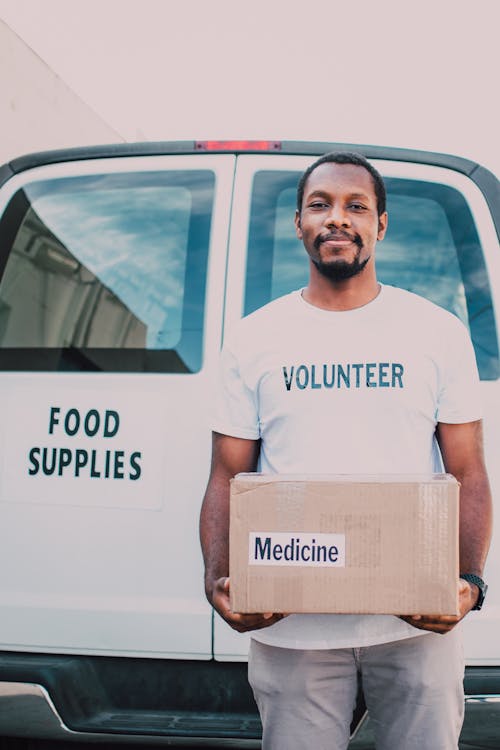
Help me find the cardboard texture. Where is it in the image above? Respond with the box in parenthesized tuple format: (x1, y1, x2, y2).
(229, 474, 459, 615)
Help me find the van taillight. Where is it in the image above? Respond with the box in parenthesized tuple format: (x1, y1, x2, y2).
(195, 140, 281, 151)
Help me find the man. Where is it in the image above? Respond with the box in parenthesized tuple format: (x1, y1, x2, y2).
(199, 152, 492, 749)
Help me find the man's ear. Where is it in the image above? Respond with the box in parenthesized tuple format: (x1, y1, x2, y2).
(377, 211, 388, 241)
(295, 210, 302, 240)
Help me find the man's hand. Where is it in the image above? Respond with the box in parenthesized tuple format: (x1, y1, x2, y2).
(210, 577, 286, 633)
(400, 578, 479, 634)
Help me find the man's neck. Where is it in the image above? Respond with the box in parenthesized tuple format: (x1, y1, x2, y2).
(302, 270, 380, 312)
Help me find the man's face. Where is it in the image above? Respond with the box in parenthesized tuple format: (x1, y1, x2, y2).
(295, 163, 388, 282)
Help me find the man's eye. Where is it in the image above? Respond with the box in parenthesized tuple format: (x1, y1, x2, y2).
(309, 201, 327, 209)
(349, 203, 366, 211)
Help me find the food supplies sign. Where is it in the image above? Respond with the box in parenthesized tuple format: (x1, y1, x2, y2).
(0, 386, 168, 509)
(28, 407, 141, 481)
(249, 532, 346, 567)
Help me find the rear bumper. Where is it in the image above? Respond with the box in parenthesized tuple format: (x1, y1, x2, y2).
(1, 653, 500, 746)
(0, 681, 261, 747)
(0, 651, 261, 746)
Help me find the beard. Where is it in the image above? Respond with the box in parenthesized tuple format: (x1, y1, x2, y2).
(312, 232, 370, 281)
(312, 253, 370, 281)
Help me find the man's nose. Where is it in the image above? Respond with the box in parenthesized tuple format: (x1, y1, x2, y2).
(325, 205, 350, 227)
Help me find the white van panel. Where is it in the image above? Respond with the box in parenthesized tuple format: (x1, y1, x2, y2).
(0, 154, 236, 658)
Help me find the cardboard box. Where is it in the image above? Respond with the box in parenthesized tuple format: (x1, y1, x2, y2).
(229, 473, 459, 615)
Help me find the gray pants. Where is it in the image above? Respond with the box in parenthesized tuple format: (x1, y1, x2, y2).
(248, 629, 464, 750)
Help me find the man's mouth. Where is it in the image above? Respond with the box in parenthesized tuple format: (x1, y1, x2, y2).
(314, 232, 360, 250)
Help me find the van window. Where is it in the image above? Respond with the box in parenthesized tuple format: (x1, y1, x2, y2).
(244, 171, 499, 380)
(0, 170, 215, 373)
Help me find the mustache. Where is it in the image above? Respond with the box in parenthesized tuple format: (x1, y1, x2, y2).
(314, 231, 363, 250)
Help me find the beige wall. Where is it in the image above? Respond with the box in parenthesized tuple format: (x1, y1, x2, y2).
(0, 19, 123, 165)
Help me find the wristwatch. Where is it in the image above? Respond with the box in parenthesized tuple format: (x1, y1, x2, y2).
(460, 573, 488, 610)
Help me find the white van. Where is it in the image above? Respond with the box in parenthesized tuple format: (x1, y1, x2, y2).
(0, 140, 498, 747)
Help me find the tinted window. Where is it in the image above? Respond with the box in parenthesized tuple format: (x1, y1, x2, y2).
(0, 170, 215, 372)
(244, 171, 499, 380)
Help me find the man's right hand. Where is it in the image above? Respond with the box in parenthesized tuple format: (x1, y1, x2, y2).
(210, 577, 286, 633)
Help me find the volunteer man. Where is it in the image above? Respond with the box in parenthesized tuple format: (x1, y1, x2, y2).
(199, 152, 492, 749)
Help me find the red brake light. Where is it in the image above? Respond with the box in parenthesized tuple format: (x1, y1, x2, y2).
(195, 140, 281, 152)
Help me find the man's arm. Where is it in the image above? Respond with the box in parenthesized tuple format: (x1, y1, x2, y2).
(401, 420, 492, 634)
(199, 431, 285, 633)
(440, 420, 493, 577)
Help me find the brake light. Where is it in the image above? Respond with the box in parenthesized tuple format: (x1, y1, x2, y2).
(195, 140, 281, 152)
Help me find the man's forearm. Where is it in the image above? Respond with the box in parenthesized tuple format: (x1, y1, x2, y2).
(457, 467, 492, 576)
(200, 472, 231, 600)
(200, 433, 261, 601)
(199, 436, 284, 632)
(437, 420, 493, 576)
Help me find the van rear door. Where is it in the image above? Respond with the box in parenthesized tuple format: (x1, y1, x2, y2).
(214, 152, 500, 663)
(0, 153, 235, 659)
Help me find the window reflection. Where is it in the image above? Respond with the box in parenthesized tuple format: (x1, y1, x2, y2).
(32, 185, 191, 350)
(0, 205, 147, 350)
(0, 170, 214, 373)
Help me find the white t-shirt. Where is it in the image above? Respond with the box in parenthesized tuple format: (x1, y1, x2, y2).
(213, 285, 482, 649)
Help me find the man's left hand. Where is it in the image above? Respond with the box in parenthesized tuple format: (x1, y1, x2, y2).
(400, 578, 479, 634)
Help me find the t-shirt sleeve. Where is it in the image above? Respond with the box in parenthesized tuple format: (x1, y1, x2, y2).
(211, 343, 260, 439)
(436, 318, 482, 424)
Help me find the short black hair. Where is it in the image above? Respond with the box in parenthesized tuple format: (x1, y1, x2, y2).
(296, 151, 386, 216)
